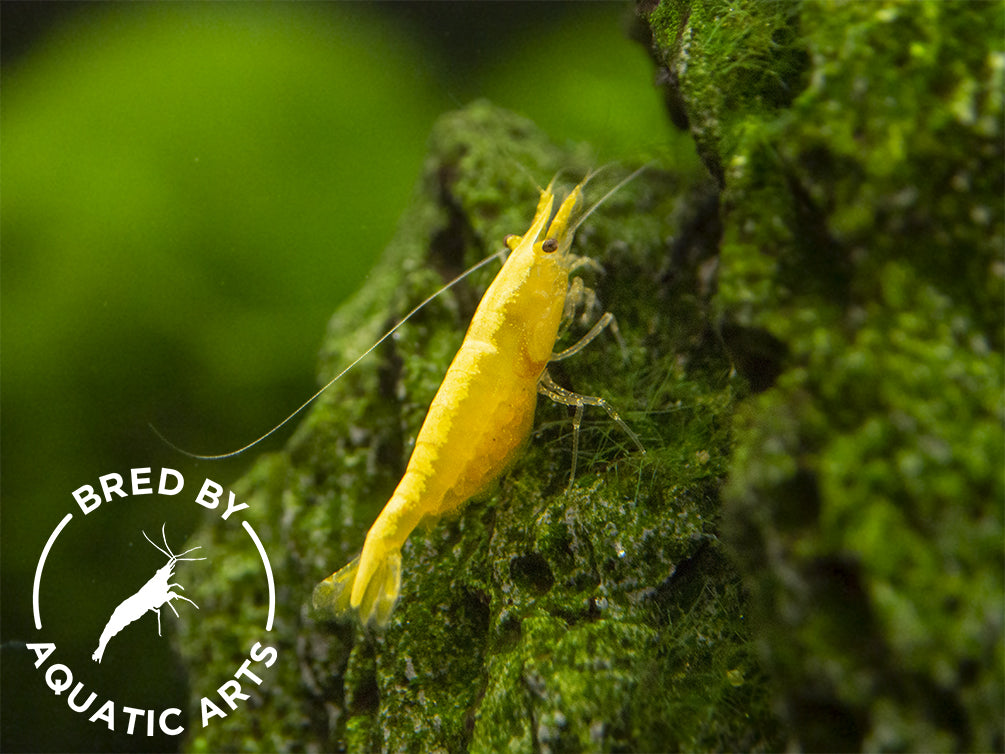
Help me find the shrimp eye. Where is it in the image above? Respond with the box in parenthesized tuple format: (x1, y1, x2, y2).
(541, 238, 558, 253)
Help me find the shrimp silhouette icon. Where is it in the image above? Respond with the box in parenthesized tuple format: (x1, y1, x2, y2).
(92, 524, 206, 663)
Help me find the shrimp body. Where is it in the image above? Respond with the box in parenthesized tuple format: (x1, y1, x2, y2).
(92, 525, 205, 662)
(314, 178, 629, 627)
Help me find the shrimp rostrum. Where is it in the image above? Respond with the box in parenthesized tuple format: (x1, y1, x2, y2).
(313, 172, 644, 628)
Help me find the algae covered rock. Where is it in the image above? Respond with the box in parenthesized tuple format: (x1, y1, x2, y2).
(175, 101, 780, 751)
(640, 1, 1003, 750)
(174, 1, 1003, 750)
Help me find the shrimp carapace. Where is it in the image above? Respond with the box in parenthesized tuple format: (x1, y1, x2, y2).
(313, 172, 644, 628)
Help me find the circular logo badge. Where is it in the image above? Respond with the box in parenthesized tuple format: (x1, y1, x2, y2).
(29, 467, 277, 740)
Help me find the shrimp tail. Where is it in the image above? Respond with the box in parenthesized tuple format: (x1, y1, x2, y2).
(91, 621, 123, 663)
(313, 550, 402, 628)
(312, 557, 359, 618)
(91, 599, 136, 663)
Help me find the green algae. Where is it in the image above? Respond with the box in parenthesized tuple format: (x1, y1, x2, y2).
(641, 0, 1004, 750)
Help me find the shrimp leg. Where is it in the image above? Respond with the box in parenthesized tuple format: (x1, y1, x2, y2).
(550, 312, 617, 362)
(537, 370, 644, 488)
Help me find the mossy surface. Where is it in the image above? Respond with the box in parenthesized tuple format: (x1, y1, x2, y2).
(175, 101, 780, 752)
(176, 1, 1004, 749)
(642, 0, 1003, 750)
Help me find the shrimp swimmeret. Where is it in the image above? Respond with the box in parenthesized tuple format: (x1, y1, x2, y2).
(313, 172, 645, 628)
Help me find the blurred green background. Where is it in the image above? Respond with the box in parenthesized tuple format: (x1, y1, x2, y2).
(1, 3, 682, 751)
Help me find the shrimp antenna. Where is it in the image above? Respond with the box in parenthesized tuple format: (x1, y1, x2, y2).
(165, 523, 205, 561)
(143, 527, 171, 559)
(160, 522, 174, 557)
(174, 547, 207, 562)
(152, 247, 508, 460)
(144, 523, 206, 561)
(512, 159, 546, 191)
(568, 164, 648, 237)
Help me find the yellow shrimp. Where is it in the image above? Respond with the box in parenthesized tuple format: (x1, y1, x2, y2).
(312, 173, 644, 628)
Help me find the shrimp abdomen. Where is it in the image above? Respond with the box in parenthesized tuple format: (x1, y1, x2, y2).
(312, 556, 359, 618)
(92, 593, 147, 662)
(410, 342, 539, 515)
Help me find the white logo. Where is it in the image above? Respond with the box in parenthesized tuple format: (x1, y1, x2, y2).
(29, 467, 278, 739)
(92, 524, 206, 664)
